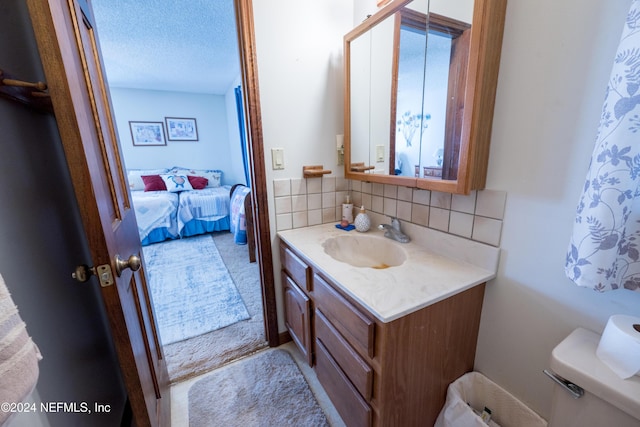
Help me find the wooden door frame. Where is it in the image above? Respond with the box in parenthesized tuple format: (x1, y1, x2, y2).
(235, 0, 279, 347)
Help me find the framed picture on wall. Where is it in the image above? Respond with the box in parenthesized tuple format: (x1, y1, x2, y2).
(129, 121, 166, 146)
(165, 117, 198, 141)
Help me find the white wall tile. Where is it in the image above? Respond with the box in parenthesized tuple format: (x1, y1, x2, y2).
(307, 193, 322, 210)
(322, 207, 336, 223)
(322, 176, 336, 192)
(335, 190, 349, 206)
(291, 194, 307, 212)
(307, 177, 322, 194)
(291, 178, 306, 195)
(450, 211, 474, 238)
(384, 184, 398, 199)
(372, 195, 384, 213)
(429, 207, 450, 232)
(397, 186, 413, 201)
(397, 200, 412, 222)
(322, 191, 336, 208)
(292, 211, 308, 228)
(273, 179, 291, 197)
(472, 216, 503, 246)
(308, 209, 322, 226)
(351, 191, 363, 208)
(411, 204, 429, 226)
(451, 191, 477, 214)
(476, 190, 507, 220)
(275, 196, 292, 214)
(413, 189, 430, 205)
(431, 191, 452, 209)
(336, 177, 349, 192)
(361, 193, 372, 211)
(276, 213, 292, 230)
(273, 178, 503, 249)
(383, 197, 397, 217)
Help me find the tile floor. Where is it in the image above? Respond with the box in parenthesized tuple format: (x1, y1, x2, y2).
(170, 342, 345, 426)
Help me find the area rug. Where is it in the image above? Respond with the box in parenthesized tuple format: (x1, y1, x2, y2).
(188, 349, 329, 426)
(143, 234, 250, 345)
(162, 232, 267, 384)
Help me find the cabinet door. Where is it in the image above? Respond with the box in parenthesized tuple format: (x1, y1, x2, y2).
(282, 272, 313, 365)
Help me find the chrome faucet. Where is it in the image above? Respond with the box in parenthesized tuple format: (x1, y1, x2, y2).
(378, 217, 410, 243)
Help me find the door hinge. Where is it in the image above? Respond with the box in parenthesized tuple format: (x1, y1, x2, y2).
(96, 264, 114, 287)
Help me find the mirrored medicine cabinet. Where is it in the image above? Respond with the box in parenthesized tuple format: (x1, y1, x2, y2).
(344, 0, 507, 194)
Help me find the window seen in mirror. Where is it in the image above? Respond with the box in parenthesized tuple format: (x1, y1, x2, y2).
(395, 26, 452, 178)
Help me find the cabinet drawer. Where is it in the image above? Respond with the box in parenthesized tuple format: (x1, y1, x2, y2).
(316, 309, 372, 401)
(315, 340, 372, 427)
(280, 245, 311, 291)
(313, 273, 375, 358)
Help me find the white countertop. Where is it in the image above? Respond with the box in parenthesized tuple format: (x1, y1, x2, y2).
(278, 223, 500, 323)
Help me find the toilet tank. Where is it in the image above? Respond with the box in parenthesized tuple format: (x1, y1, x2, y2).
(547, 328, 640, 427)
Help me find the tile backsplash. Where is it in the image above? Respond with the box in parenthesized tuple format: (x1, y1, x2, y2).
(273, 177, 506, 247)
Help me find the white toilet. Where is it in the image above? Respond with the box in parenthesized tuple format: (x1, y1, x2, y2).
(546, 327, 640, 427)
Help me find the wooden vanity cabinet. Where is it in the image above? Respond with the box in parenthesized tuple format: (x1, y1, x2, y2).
(279, 240, 486, 427)
(280, 244, 313, 366)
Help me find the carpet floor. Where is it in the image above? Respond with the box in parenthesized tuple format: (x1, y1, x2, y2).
(143, 234, 250, 345)
(162, 232, 268, 383)
(188, 349, 329, 427)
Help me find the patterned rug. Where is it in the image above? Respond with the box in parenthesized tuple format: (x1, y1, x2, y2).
(188, 349, 329, 426)
(162, 232, 267, 384)
(143, 235, 250, 345)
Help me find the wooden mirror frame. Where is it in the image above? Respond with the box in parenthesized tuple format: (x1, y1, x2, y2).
(344, 0, 507, 194)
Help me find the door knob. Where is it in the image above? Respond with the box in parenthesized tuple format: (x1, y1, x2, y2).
(114, 254, 141, 277)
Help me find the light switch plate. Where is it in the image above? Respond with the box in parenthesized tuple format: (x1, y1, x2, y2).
(376, 145, 384, 162)
(271, 148, 284, 170)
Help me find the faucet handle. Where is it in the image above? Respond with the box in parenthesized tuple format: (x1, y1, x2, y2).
(389, 217, 401, 230)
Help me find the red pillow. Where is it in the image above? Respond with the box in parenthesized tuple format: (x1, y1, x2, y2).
(188, 175, 208, 190)
(141, 175, 167, 191)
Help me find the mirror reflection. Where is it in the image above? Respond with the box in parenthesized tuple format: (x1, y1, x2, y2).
(347, 0, 474, 182)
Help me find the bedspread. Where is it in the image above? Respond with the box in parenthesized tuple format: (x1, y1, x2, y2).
(132, 191, 180, 243)
(177, 186, 231, 235)
(230, 185, 251, 244)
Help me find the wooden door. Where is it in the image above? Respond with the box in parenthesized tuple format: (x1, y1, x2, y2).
(25, 1, 170, 426)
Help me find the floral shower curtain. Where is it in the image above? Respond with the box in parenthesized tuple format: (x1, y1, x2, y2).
(565, 0, 640, 292)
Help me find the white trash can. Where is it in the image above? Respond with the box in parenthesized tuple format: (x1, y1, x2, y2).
(435, 372, 547, 427)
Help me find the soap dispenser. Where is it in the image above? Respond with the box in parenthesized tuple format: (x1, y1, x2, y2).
(354, 206, 371, 232)
(342, 194, 354, 223)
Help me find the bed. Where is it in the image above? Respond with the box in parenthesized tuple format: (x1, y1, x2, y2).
(132, 190, 180, 246)
(178, 186, 231, 237)
(230, 184, 256, 263)
(128, 167, 233, 246)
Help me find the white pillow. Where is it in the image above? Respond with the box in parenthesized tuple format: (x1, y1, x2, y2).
(167, 167, 222, 188)
(160, 173, 193, 192)
(127, 169, 168, 191)
(193, 169, 221, 188)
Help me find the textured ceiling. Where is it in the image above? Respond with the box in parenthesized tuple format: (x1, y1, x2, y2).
(91, 0, 240, 94)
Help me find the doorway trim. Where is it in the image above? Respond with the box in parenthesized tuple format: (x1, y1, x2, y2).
(235, 0, 279, 347)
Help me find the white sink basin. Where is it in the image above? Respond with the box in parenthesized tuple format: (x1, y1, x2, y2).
(322, 235, 407, 269)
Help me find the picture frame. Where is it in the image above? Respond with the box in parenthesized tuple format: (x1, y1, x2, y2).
(165, 117, 198, 141)
(129, 121, 166, 146)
